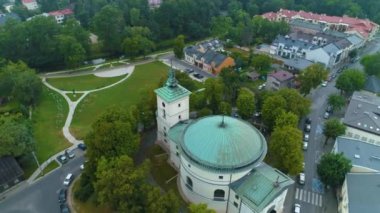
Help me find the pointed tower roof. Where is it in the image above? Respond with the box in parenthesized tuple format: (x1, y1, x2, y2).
(155, 66, 191, 103)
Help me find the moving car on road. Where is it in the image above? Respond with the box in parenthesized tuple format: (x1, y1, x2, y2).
(299, 173, 305, 185)
(294, 203, 301, 213)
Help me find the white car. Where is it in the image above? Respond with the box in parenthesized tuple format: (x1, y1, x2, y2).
(321, 81, 328, 87)
(303, 142, 308, 150)
(80, 164, 84, 170)
(63, 173, 74, 186)
(294, 203, 301, 213)
(303, 134, 309, 142)
(299, 173, 305, 185)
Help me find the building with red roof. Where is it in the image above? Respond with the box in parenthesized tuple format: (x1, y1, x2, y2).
(262, 9, 378, 40)
(48, 9, 74, 24)
(266, 70, 294, 91)
(21, 0, 38, 11)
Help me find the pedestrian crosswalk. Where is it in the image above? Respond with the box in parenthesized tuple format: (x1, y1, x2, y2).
(295, 188, 323, 207)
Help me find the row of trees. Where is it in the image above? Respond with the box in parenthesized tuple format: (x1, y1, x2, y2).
(0, 17, 90, 69)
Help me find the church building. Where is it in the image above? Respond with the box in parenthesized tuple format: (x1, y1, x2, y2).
(154, 68, 294, 213)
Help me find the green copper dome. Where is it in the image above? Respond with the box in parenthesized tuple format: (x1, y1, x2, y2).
(181, 115, 267, 171)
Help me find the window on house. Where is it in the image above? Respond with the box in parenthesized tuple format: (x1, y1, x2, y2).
(361, 137, 367, 141)
(218, 176, 223, 180)
(235, 195, 239, 199)
(164, 126, 166, 131)
(162, 109, 166, 119)
(164, 139, 167, 143)
(354, 134, 360, 139)
(214, 189, 225, 201)
(186, 177, 193, 191)
(369, 139, 375, 144)
(178, 103, 181, 107)
(179, 115, 181, 120)
(233, 202, 238, 208)
(188, 164, 191, 168)
(162, 102, 165, 107)
(176, 152, 179, 156)
(164, 132, 167, 137)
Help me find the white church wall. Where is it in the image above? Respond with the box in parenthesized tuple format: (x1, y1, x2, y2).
(156, 96, 189, 128)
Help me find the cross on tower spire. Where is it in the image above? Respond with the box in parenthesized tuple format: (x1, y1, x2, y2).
(165, 60, 178, 88)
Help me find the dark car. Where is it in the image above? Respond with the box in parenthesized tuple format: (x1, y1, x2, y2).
(57, 154, 68, 164)
(186, 68, 194, 74)
(305, 117, 312, 124)
(60, 204, 70, 213)
(193, 73, 204, 79)
(77, 143, 87, 151)
(326, 105, 333, 113)
(58, 188, 67, 203)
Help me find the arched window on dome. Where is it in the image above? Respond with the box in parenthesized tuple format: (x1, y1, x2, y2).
(186, 177, 193, 191)
(214, 189, 225, 201)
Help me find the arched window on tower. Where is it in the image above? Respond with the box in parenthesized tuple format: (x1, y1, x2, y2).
(186, 176, 193, 191)
(214, 189, 225, 201)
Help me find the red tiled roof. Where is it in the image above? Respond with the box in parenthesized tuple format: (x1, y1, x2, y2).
(48, 8, 73, 16)
(262, 9, 378, 38)
(269, 70, 294, 82)
(22, 0, 36, 3)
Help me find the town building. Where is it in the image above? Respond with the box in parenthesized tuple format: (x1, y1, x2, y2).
(281, 58, 314, 73)
(184, 39, 235, 75)
(363, 75, 380, 94)
(48, 9, 74, 24)
(21, 0, 38, 11)
(154, 68, 293, 213)
(343, 91, 380, 146)
(338, 173, 380, 213)
(262, 9, 378, 40)
(0, 156, 24, 193)
(266, 70, 294, 91)
(333, 136, 380, 173)
(148, 0, 161, 8)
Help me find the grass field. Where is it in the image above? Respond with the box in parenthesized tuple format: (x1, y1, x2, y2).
(32, 87, 71, 162)
(47, 74, 127, 91)
(66, 93, 84, 102)
(70, 61, 168, 139)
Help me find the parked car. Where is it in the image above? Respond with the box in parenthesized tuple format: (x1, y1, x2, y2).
(193, 73, 204, 79)
(63, 173, 74, 186)
(65, 149, 75, 159)
(303, 134, 309, 142)
(321, 81, 328, 87)
(58, 188, 67, 203)
(304, 124, 311, 132)
(57, 155, 68, 164)
(299, 173, 305, 185)
(324, 112, 330, 119)
(186, 68, 194, 74)
(258, 83, 266, 90)
(302, 162, 305, 171)
(80, 164, 84, 170)
(305, 117, 312, 124)
(326, 105, 333, 113)
(303, 142, 308, 150)
(294, 203, 301, 213)
(77, 143, 86, 151)
(60, 203, 70, 213)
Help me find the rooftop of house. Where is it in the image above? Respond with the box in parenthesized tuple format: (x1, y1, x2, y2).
(282, 58, 314, 71)
(48, 8, 73, 16)
(0, 13, 20, 25)
(197, 39, 224, 52)
(262, 9, 378, 38)
(22, 0, 36, 4)
(273, 35, 316, 50)
(343, 91, 380, 136)
(364, 75, 380, 94)
(322, 43, 340, 54)
(231, 163, 294, 213)
(346, 34, 364, 46)
(184, 45, 230, 68)
(268, 70, 294, 82)
(335, 136, 380, 171)
(334, 38, 352, 50)
(345, 173, 380, 213)
(290, 19, 327, 32)
(0, 156, 24, 185)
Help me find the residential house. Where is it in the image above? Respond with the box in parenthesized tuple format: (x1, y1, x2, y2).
(0, 13, 20, 26)
(281, 58, 314, 73)
(0, 156, 24, 193)
(266, 70, 294, 91)
(333, 136, 380, 173)
(21, 0, 38, 11)
(338, 173, 380, 213)
(184, 40, 235, 75)
(343, 91, 380, 146)
(246, 71, 260, 81)
(148, 0, 161, 8)
(262, 9, 379, 40)
(363, 75, 380, 94)
(48, 9, 74, 24)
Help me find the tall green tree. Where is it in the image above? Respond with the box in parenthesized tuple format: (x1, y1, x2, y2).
(211, 16, 233, 39)
(204, 78, 224, 114)
(0, 115, 34, 157)
(262, 94, 286, 130)
(219, 68, 240, 103)
(335, 69, 365, 95)
(57, 35, 86, 67)
(173, 35, 185, 59)
(299, 64, 328, 95)
(268, 126, 303, 175)
(251, 54, 272, 75)
(219, 101, 232, 115)
(323, 118, 346, 145)
(274, 111, 298, 129)
(277, 88, 311, 118)
(360, 52, 380, 76)
(317, 153, 352, 188)
(95, 155, 150, 212)
(92, 5, 125, 54)
(62, 18, 91, 54)
(123, 27, 155, 58)
(146, 188, 180, 213)
(327, 94, 346, 111)
(236, 88, 255, 119)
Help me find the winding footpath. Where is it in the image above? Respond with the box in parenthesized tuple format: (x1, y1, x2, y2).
(27, 65, 136, 183)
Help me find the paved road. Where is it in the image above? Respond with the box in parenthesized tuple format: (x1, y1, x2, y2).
(0, 150, 84, 213)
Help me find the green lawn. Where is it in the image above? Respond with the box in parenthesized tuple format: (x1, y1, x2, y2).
(37, 160, 60, 178)
(71, 61, 168, 139)
(46, 74, 127, 91)
(32, 87, 71, 162)
(66, 93, 84, 102)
